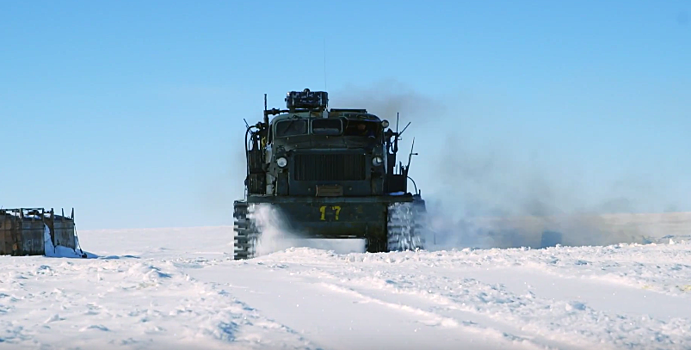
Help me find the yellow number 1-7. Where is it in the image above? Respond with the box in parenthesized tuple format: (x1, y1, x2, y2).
(319, 205, 342, 221)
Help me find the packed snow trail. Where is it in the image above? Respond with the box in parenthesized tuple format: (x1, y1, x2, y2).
(181, 245, 691, 350)
(186, 262, 540, 350)
(0, 226, 689, 349)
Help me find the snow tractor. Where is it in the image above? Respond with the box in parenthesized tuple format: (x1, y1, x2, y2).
(233, 89, 426, 259)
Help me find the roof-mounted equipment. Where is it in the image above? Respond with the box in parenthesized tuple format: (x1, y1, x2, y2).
(285, 88, 329, 111)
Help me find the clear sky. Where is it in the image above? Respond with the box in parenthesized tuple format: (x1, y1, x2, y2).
(1, 0, 689, 229)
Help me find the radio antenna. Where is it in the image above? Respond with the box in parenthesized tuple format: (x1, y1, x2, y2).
(395, 112, 400, 135)
(323, 38, 327, 90)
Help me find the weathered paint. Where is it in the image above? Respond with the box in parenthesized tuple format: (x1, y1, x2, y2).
(20, 219, 45, 255)
(51, 217, 76, 248)
(267, 200, 388, 239)
(0, 218, 20, 254)
(0, 213, 45, 255)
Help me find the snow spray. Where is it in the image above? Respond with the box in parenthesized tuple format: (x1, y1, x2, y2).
(249, 204, 304, 257)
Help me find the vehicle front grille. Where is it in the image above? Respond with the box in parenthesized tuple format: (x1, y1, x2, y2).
(293, 153, 366, 181)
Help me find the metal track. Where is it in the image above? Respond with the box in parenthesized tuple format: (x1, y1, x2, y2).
(233, 202, 260, 260)
(386, 201, 425, 251)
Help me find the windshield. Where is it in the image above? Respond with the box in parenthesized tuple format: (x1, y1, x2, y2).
(275, 119, 308, 137)
(343, 120, 381, 138)
(312, 119, 342, 135)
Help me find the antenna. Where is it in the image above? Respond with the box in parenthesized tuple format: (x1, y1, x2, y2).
(395, 112, 400, 135)
(395, 112, 401, 144)
(406, 137, 418, 169)
(263, 93, 269, 128)
(399, 121, 412, 135)
(394, 112, 400, 173)
(323, 38, 327, 90)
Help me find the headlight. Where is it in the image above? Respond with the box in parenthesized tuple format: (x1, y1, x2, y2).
(381, 120, 389, 128)
(276, 157, 288, 168)
(372, 156, 383, 166)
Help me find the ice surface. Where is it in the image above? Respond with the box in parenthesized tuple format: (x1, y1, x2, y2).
(0, 225, 689, 349)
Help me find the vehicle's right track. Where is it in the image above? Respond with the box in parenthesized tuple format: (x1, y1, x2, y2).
(387, 201, 425, 252)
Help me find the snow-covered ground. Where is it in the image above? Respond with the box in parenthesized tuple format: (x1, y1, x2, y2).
(1, 221, 691, 349)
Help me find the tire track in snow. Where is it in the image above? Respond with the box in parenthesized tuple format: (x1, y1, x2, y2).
(185, 262, 554, 350)
(187, 263, 548, 349)
(291, 261, 689, 350)
(224, 247, 691, 350)
(283, 266, 592, 350)
(314, 281, 550, 350)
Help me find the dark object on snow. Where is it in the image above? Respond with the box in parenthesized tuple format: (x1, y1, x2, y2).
(234, 88, 427, 259)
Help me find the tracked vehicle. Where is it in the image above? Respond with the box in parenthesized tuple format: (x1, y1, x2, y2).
(234, 89, 426, 259)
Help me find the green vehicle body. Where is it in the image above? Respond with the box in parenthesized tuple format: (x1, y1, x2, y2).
(234, 89, 425, 259)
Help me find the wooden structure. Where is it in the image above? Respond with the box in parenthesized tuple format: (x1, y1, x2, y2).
(0, 208, 78, 256)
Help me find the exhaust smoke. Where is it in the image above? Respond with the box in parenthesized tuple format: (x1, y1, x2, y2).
(331, 80, 685, 250)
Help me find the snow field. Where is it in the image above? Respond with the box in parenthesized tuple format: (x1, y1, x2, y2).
(0, 225, 689, 349)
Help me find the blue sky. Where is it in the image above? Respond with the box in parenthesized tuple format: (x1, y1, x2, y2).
(1, 0, 689, 229)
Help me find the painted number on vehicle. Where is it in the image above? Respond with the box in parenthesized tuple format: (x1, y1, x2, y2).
(319, 205, 342, 221)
